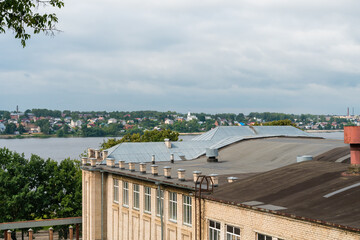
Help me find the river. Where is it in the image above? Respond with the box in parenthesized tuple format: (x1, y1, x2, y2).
(0, 132, 344, 162)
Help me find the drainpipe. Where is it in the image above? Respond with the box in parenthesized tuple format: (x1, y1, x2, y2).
(101, 171, 104, 240)
(156, 182, 164, 240)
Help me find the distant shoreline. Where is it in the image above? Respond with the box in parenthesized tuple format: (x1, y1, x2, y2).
(305, 130, 344, 133)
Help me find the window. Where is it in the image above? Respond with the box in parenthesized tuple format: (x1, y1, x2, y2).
(257, 233, 283, 240)
(133, 184, 140, 210)
(226, 225, 240, 240)
(123, 181, 129, 207)
(156, 189, 164, 216)
(169, 192, 177, 221)
(113, 179, 119, 203)
(144, 186, 151, 213)
(209, 220, 221, 240)
(183, 195, 192, 226)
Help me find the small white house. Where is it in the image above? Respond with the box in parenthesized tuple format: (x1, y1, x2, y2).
(0, 123, 5, 132)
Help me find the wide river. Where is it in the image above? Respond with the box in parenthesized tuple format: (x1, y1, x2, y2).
(0, 132, 344, 162)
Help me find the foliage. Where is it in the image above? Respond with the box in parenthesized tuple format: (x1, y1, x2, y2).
(101, 129, 179, 150)
(254, 119, 296, 127)
(0, 148, 81, 234)
(0, 0, 64, 47)
(32, 109, 62, 118)
(36, 119, 51, 134)
(5, 122, 16, 134)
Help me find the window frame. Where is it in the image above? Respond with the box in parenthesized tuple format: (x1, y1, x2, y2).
(183, 195, 192, 226)
(156, 189, 164, 217)
(208, 220, 221, 240)
(169, 192, 177, 222)
(123, 181, 129, 207)
(144, 186, 151, 214)
(226, 225, 240, 240)
(113, 179, 119, 203)
(133, 183, 140, 210)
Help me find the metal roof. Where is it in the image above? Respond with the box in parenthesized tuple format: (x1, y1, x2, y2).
(105, 126, 314, 164)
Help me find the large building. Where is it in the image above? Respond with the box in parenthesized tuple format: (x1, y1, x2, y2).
(81, 126, 360, 240)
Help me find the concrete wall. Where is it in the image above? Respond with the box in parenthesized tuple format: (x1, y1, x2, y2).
(203, 199, 360, 240)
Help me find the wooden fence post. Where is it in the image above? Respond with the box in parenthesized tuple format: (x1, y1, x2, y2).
(49, 227, 53, 240)
(28, 229, 33, 240)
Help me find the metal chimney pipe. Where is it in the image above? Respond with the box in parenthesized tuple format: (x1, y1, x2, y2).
(170, 153, 174, 164)
(344, 126, 360, 165)
(152, 155, 156, 164)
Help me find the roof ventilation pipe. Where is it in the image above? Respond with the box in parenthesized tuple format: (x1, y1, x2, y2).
(129, 162, 135, 172)
(170, 154, 174, 164)
(227, 177, 238, 183)
(119, 160, 125, 170)
(152, 155, 156, 164)
(82, 157, 88, 165)
(164, 139, 172, 148)
(209, 174, 219, 187)
(106, 157, 115, 168)
(296, 155, 313, 163)
(90, 158, 97, 167)
(140, 163, 146, 174)
(206, 148, 218, 162)
(193, 171, 202, 183)
(177, 169, 185, 181)
(151, 165, 159, 176)
(102, 150, 108, 160)
(163, 166, 171, 178)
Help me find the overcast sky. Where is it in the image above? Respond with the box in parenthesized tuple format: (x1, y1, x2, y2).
(1, 0, 360, 115)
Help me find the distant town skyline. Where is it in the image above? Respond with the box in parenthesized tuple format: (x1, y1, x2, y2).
(1, 0, 360, 115)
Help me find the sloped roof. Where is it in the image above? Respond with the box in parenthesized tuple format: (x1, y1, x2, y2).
(105, 126, 313, 164)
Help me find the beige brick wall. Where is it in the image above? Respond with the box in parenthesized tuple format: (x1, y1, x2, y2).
(203, 199, 360, 240)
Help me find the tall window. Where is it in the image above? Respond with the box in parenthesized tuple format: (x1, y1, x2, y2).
(113, 179, 119, 203)
(183, 195, 192, 226)
(123, 181, 129, 207)
(133, 184, 140, 210)
(156, 189, 164, 216)
(169, 192, 177, 221)
(226, 225, 240, 240)
(144, 186, 151, 213)
(209, 220, 220, 240)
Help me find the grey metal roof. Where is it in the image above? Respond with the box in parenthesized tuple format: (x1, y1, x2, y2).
(105, 126, 314, 164)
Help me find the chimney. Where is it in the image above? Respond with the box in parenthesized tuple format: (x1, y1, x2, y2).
(170, 153, 174, 164)
(94, 149, 100, 160)
(177, 169, 185, 181)
(163, 166, 171, 178)
(209, 174, 219, 187)
(129, 162, 135, 172)
(151, 165, 159, 176)
(164, 138, 172, 148)
(152, 155, 156, 164)
(206, 148, 218, 162)
(119, 160, 125, 169)
(90, 158, 97, 167)
(227, 176, 238, 183)
(87, 148, 94, 158)
(102, 150, 108, 160)
(82, 157, 88, 165)
(193, 171, 202, 183)
(106, 157, 115, 168)
(140, 163, 146, 174)
(344, 126, 360, 165)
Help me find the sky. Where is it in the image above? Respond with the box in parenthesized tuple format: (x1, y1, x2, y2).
(1, 0, 360, 115)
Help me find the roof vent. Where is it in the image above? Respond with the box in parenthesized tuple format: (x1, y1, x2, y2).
(170, 153, 175, 164)
(94, 149, 100, 160)
(139, 163, 146, 174)
(209, 174, 219, 187)
(193, 171, 202, 183)
(206, 148, 218, 162)
(119, 160, 125, 169)
(178, 169, 185, 181)
(344, 126, 360, 165)
(82, 157, 88, 165)
(106, 157, 115, 168)
(227, 176, 238, 183)
(152, 155, 156, 164)
(102, 150, 108, 160)
(129, 162, 135, 172)
(296, 155, 313, 163)
(151, 165, 158, 176)
(90, 158, 97, 167)
(164, 138, 172, 148)
(163, 166, 171, 178)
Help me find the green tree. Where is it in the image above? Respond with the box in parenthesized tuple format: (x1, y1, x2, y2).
(5, 123, 17, 134)
(0, 0, 64, 47)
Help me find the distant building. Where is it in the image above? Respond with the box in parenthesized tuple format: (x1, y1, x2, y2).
(70, 120, 82, 128)
(81, 126, 360, 239)
(108, 118, 118, 124)
(186, 112, 198, 121)
(164, 119, 174, 125)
